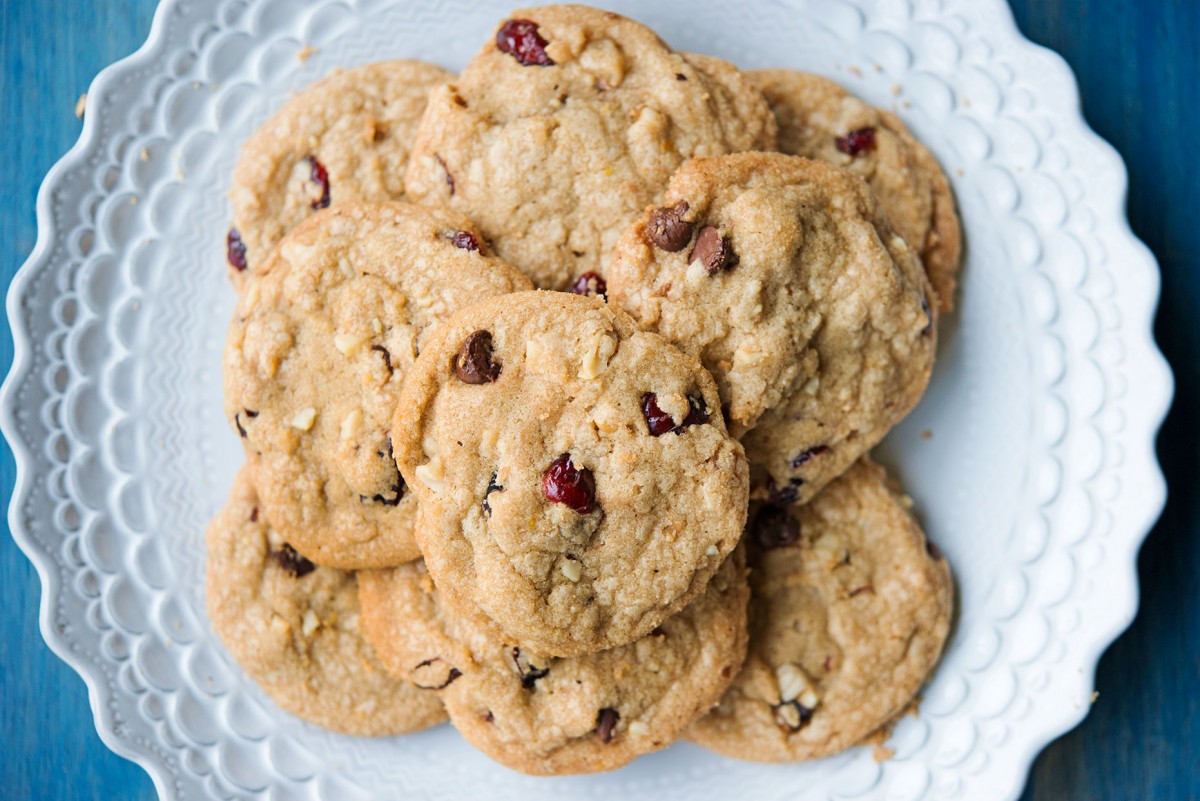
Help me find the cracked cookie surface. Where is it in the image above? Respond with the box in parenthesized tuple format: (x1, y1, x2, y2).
(224, 202, 531, 569)
(358, 550, 747, 774)
(205, 470, 447, 735)
(608, 152, 935, 505)
(403, 5, 775, 290)
(391, 290, 748, 656)
(687, 459, 952, 761)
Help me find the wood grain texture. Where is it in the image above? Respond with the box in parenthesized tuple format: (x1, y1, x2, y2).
(0, 1, 1194, 799)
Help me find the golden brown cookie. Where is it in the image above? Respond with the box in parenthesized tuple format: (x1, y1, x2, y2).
(224, 202, 532, 569)
(205, 470, 447, 736)
(687, 459, 952, 761)
(391, 290, 749, 657)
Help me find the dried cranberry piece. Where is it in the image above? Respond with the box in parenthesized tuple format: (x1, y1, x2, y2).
(789, 445, 830, 469)
(645, 201, 693, 252)
(496, 19, 555, 66)
(749, 505, 800, 551)
(689, 225, 736, 274)
(642, 393, 709, 437)
(234, 409, 258, 438)
(452, 230, 481, 252)
(835, 127, 877, 157)
(306, 156, 331, 209)
(411, 657, 462, 690)
(226, 228, 247, 271)
(482, 472, 505, 518)
(926, 539, 943, 560)
(272, 543, 316, 578)
(434, 154, 456, 195)
(920, 293, 933, 336)
(510, 647, 550, 690)
(595, 707, 620, 743)
(570, 271, 607, 299)
(772, 700, 814, 732)
(767, 476, 804, 505)
(543, 454, 596, 513)
(455, 330, 501, 384)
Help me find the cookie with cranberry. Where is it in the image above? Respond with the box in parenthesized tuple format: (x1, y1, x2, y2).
(227, 60, 453, 287)
(687, 459, 952, 761)
(205, 470, 447, 736)
(607, 152, 934, 505)
(224, 202, 531, 569)
(391, 290, 748, 657)
(750, 69, 962, 313)
(358, 549, 747, 774)
(403, 6, 775, 290)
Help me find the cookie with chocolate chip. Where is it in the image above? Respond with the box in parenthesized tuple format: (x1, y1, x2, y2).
(687, 459, 953, 761)
(205, 470, 447, 735)
(228, 59, 453, 286)
(223, 202, 531, 569)
(750, 69, 962, 313)
(403, 6, 776, 290)
(391, 290, 748, 657)
(607, 152, 935, 505)
(358, 549, 747, 774)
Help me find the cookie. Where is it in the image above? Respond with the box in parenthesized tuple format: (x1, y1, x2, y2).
(606, 152, 935, 505)
(224, 202, 532, 569)
(403, 6, 776, 290)
(391, 290, 749, 657)
(205, 469, 447, 736)
(227, 60, 453, 286)
(358, 550, 748, 774)
(686, 459, 953, 762)
(750, 69, 962, 313)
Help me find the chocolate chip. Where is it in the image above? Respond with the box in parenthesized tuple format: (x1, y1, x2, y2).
(570, 271, 607, 299)
(689, 226, 736, 274)
(272, 543, 316, 578)
(306, 156, 331, 209)
(645, 200, 693, 252)
(510, 647, 550, 690)
(434, 153, 456, 195)
(926, 539, 943, 560)
(371, 344, 393, 374)
(595, 707, 619, 743)
(452, 230, 481, 252)
(772, 700, 814, 732)
(766, 476, 804, 505)
(789, 446, 830, 469)
(675, 73, 687, 81)
(920, 293, 933, 336)
(835, 127, 877, 156)
(249, 507, 259, 523)
(543, 454, 596, 514)
(454, 330, 501, 384)
(749, 505, 800, 551)
(226, 228, 247, 271)
(495, 19, 555, 66)
(482, 472, 505, 518)
(411, 657, 462, 689)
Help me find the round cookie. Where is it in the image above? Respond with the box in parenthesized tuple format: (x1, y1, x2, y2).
(224, 202, 532, 569)
(607, 152, 935, 505)
(358, 550, 748, 774)
(687, 459, 953, 762)
(227, 60, 453, 286)
(391, 290, 749, 657)
(205, 470, 447, 736)
(403, 6, 776, 290)
(750, 69, 962, 313)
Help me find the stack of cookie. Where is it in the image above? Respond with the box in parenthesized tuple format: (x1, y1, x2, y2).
(208, 4, 957, 774)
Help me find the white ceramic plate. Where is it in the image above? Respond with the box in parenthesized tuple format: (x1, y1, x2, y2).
(1, 0, 1171, 799)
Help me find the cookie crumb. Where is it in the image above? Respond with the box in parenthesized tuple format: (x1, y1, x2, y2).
(297, 44, 319, 63)
(139, 147, 150, 161)
(921, 430, 933, 440)
(1091, 691, 1100, 704)
(872, 745, 895, 762)
(847, 65, 863, 78)
(74, 93, 87, 119)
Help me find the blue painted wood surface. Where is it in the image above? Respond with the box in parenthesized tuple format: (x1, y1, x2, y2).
(0, 1, 1195, 798)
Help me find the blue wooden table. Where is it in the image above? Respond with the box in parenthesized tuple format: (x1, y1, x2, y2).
(1, 1, 1196, 798)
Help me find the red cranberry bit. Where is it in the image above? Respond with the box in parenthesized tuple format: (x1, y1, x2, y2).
(543, 454, 596, 513)
(749, 505, 800, 551)
(411, 657, 462, 689)
(767, 476, 804, 505)
(496, 19, 555, 66)
(835, 127, 877, 157)
(306, 156, 331, 209)
(789, 445, 830, 469)
(926, 539, 943, 560)
(452, 230, 481, 251)
(570, 271, 607, 299)
(510, 647, 550, 690)
(226, 228, 247, 271)
(642, 393, 709, 437)
(272, 543, 316, 578)
(434, 154, 456, 195)
(595, 707, 620, 743)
